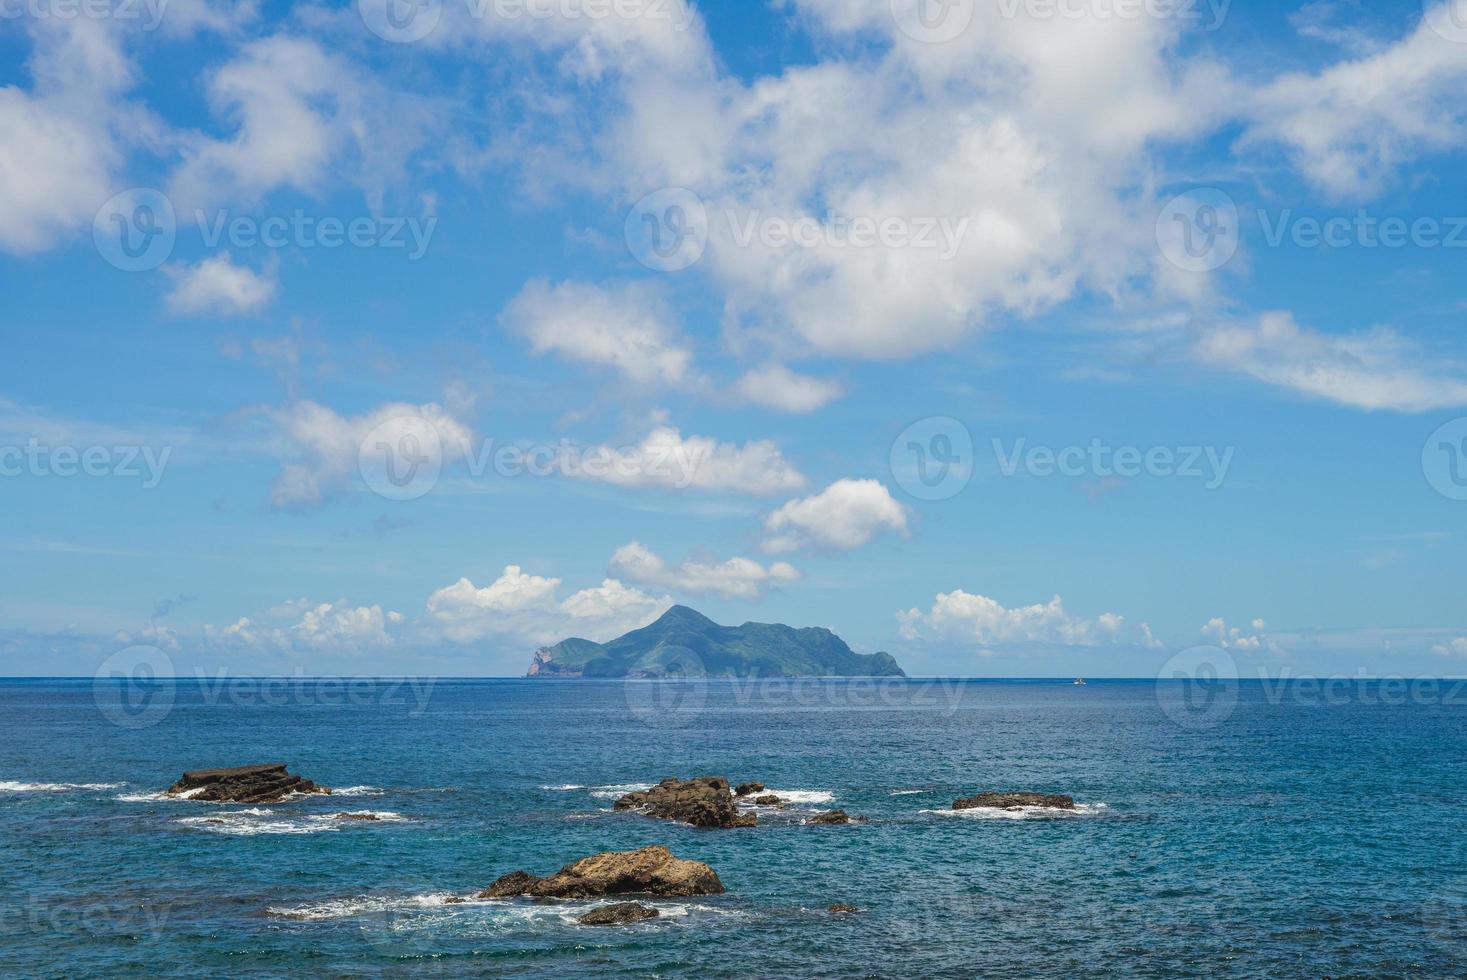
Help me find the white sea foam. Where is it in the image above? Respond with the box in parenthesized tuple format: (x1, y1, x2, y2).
(588, 784, 653, 799)
(921, 802, 1109, 821)
(331, 786, 385, 797)
(890, 789, 925, 796)
(540, 784, 587, 791)
(176, 809, 407, 835)
(764, 789, 834, 805)
(0, 781, 123, 793)
(268, 893, 735, 928)
(115, 787, 208, 803)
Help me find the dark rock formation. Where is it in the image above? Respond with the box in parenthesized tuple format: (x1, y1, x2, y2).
(478, 845, 724, 899)
(805, 810, 862, 825)
(165, 764, 330, 803)
(828, 903, 860, 914)
(953, 792, 1076, 811)
(614, 776, 756, 828)
(579, 903, 660, 926)
(752, 794, 783, 806)
(331, 812, 379, 821)
(735, 782, 765, 797)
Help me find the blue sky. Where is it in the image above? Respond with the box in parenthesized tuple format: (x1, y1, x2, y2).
(2, 0, 1466, 677)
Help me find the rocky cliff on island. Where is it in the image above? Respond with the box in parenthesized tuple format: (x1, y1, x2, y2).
(479, 845, 724, 899)
(165, 764, 331, 803)
(953, 792, 1076, 811)
(613, 776, 757, 828)
(526, 605, 905, 679)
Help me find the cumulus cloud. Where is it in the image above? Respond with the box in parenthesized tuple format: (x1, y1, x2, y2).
(205, 599, 404, 651)
(1201, 616, 1268, 651)
(732, 364, 844, 413)
(264, 400, 473, 509)
(1433, 637, 1467, 658)
(763, 479, 908, 553)
(170, 34, 436, 210)
(899, 592, 1160, 650)
(0, 19, 135, 254)
(1241, 8, 1467, 198)
(1193, 312, 1467, 412)
(609, 541, 799, 600)
(165, 253, 277, 315)
(425, 565, 670, 646)
(501, 279, 694, 386)
(568, 425, 806, 496)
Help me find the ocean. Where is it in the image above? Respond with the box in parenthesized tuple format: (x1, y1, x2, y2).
(3, 676, 1466, 977)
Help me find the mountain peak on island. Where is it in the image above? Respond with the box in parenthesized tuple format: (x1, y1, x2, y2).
(526, 607, 904, 680)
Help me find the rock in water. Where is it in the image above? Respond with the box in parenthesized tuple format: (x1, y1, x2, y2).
(579, 903, 660, 926)
(734, 782, 765, 797)
(953, 792, 1076, 811)
(805, 810, 863, 825)
(828, 904, 860, 914)
(478, 845, 724, 899)
(614, 776, 757, 828)
(165, 764, 330, 803)
(752, 794, 783, 806)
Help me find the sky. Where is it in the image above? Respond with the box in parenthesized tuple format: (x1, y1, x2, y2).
(2, 0, 1466, 678)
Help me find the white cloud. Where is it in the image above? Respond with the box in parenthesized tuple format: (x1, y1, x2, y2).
(763, 479, 908, 553)
(501, 279, 693, 386)
(1194, 312, 1467, 412)
(609, 541, 799, 600)
(1241, 8, 1467, 198)
(1433, 637, 1467, 658)
(899, 592, 1160, 649)
(425, 565, 669, 646)
(165, 253, 277, 315)
(170, 34, 435, 210)
(568, 425, 806, 496)
(0, 20, 134, 254)
(732, 364, 844, 413)
(264, 400, 473, 509)
(1201, 616, 1267, 651)
(205, 599, 404, 651)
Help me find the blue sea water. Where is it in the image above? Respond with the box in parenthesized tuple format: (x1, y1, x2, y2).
(4, 676, 1467, 978)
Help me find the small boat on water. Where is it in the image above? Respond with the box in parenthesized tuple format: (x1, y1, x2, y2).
(1073, 678, 1087, 686)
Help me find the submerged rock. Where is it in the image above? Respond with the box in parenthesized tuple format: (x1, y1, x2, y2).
(579, 903, 660, 926)
(331, 812, 379, 821)
(478, 845, 724, 899)
(734, 782, 765, 797)
(953, 792, 1076, 811)
(828, 903, 861, 914)
(805, 810, 864, 825)
(614, 776, 756, 829)
(165, 764, 330, 803)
